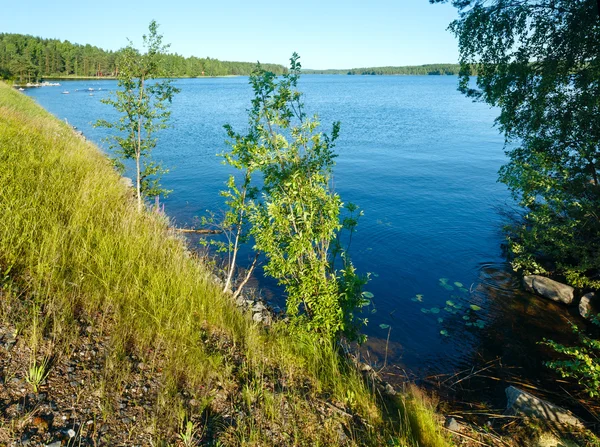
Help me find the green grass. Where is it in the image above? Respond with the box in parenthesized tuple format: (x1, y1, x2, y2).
(0, 81, 452, 446)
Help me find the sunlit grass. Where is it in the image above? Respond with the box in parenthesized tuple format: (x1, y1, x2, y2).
(0, 82, 451, 446)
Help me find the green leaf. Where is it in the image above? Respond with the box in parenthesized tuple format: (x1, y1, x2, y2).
(470, 304, 482, 311)
(454, 282, 463, 288)
(379, 324, 390, 330)
(362, 291, 374, 299)
(437, 318, 444, 323)
(430, 307, 440, 314)
(440, 330, 449, 337)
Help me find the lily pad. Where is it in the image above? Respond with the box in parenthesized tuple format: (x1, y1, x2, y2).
(439, 277, 449, 284)
(444, 307, 458, 314)
(459, 287, 469, 293)
(446, 300, 455, 307)
(454, 282, 464, 288)
(441, 284, 454, 291)
(421, 308, 430, 314)
(466, 322, 473, 327)
(462, 315, 470, 321)
(440, 329, 449, 337)
(474, 319, 486, 329)
(379, 324, 390, 330)
(362, 291, 374, 299)
(437, 318, 444, 323)
(470, 304, 482, 311)
(430, 307, 440, 314)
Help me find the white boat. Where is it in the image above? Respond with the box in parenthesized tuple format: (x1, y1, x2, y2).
(18, 88, 24, 91)
(62, 91, 69, 94)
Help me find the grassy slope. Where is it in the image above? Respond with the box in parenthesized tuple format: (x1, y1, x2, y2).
(0, 81, 451, 446)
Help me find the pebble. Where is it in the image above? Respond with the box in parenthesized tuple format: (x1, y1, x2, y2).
(445, 416, 460, 431)
(384, 383, 397, 396)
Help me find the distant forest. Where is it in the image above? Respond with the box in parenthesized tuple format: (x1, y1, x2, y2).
(0, 33, 288, 81)
(302, 64, 461, 75)
(0, 33, 463, 82)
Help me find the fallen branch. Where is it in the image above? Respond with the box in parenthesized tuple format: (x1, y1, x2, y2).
(173, 228, 222, 235)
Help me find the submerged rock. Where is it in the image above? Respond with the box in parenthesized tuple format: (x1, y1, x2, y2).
(523, 275, 575, 305)
(505, 386, 583, 428)
(579, 292, 599, 319)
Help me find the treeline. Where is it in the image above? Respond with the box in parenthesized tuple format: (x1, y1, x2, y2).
(303, 63, 461, 75)
(0, 33, 287, 82)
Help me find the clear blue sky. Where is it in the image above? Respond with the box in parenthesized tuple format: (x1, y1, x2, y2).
(0, 0, 460, 69)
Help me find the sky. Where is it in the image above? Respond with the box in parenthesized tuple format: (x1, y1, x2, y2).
(0, 0, 460, 70)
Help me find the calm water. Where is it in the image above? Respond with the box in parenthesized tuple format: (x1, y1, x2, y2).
(24, 76, 583, 411)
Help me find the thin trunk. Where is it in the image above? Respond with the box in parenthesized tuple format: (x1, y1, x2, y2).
(232, 254, 259, 300)
(224, 174, 250, 292)
(136, 75, 145, 212)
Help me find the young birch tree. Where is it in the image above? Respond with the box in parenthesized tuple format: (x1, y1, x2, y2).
(96, 20, 179, 211)
(221, 54, 371, 340)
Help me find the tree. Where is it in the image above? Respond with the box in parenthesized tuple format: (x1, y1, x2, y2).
(432, 0, 600, 289)
(221, 54, 370, 340)
(96, 21, 179, 211)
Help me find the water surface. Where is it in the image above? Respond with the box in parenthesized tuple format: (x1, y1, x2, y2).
(24, 76, 584, 412)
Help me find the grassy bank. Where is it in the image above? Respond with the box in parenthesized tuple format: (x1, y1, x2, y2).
(0, 81, 451, 446)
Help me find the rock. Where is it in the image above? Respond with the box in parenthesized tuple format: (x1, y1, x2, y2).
(579, 292, 599, 319)
(384, 383, 397, 396)
(505, 386, 583, 427)
(252, 312, 263, 323)
(444, 416, 460, 431)
(120, 177, 134, 188)
(252, 302, 266, 312)
(32, 416, 49, 432)
(523, 275, 575, 305)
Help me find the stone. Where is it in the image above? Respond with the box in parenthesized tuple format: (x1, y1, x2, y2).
(523, 275, 575, 305)
(444, 417, 460, 431)
(252, 302, 266, 312)
(579, 292, 599, 319)
(120, 177, 134, 188)
(384, 383, 397, 396)
(505, 386, 583, 427)
(252, 312, 263, 323)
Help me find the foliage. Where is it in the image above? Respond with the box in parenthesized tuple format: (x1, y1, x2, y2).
(25, 356, 50, 393)
(432, 0, 600, 288)
(0, 32, 286, 81)
(95, 21, 179, 211)
(303, 63, 462, 76)
(221, 54, 369, 340)
(542, 318, 600, 398)
(0, 80, 452, 447)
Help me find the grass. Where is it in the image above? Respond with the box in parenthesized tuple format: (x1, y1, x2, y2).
(0, 80, 452, 446)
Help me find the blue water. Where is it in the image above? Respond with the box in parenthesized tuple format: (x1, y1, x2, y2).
(24, 76, 581, 407)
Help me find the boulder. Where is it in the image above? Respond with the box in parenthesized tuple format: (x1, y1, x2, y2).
(505, 386, 583, 428)
(120, 176, 134, 188)
(523, 275, 575, 305)
(579, 292, 599, 319)
(444, 417, 461, 431)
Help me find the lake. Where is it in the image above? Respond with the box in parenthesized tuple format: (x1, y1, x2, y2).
(24, 75, 583, 412)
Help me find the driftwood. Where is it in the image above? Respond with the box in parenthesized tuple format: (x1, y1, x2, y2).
(173, 228, 222, 235)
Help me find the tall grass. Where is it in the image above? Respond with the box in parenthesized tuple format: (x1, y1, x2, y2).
(0, 81, 451, 446)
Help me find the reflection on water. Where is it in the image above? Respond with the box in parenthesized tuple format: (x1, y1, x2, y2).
(23, 77, 594, 419)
